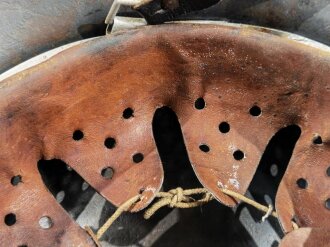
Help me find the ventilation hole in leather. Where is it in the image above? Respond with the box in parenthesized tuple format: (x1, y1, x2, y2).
(101, 167, 114, 179)
(249, 105, 262, 116)
(104, 137, 116, 149)
(313, 135, 323, 145)
(132, 153, 144, 163)
(123, 107, 134, 119)
(72, 130, 84, 141)
(325, 199, 330, 210)
(39, 216, 53, 229)
(56, 191, 65, 203)
(4, 213, 16, 226)
(233, 150, 244, 160)
(199, 144, 210, 152)
(327, 166, 330, 177)
(247, 125, 301, 237)
(11, 175, 22, 186)
(296, 178, 308, 189)
(18, 245, 27, 247)
(38, 159, 96, 219)
(194, 97, 205, 110)
(219, 122, 230, 133)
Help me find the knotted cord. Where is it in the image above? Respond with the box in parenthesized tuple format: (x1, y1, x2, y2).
(144, 187, 214, 219)
(85, 186, 299, 246)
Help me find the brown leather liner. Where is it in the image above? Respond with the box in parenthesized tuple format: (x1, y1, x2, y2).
(0, 24, 329, 246)
(280, 227, 330, 247)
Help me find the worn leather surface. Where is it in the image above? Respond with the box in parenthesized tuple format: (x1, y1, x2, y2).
(280, 227, 330, 247)
(0, 24, 329, 246)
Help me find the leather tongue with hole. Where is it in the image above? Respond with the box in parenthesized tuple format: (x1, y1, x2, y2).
(0, 24, 329, 245)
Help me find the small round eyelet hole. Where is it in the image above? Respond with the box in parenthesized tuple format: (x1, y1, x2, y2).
(327, 166, 330, 177)
(219, 122, 230, 133)
(123, 108, 134, 119)
(39, 216, 53, 229)
(133, 153, 144, 163)
(4, 213, 16, 226)
(104, 137, 116, 149)
(101, 167, 114, 179)
(296, 178, 308, 189)
(199, 144, 210, 153)
(313, 135, 323, 145)
(11, 175, 22, 186)
(325, 198, 330, 210)
(249, 105, 262, 117)
(233, 150, 244, 160)
(194, 97, 205, 110)
(72, 130, 84, 141)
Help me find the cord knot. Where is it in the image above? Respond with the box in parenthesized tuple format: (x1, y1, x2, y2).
(144, 188, 213, 219)
(168, 187, 187, 207)
(86, 186, 299, 246)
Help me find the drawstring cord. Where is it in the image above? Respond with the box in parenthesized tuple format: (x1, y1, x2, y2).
(85, 187, 298, 246)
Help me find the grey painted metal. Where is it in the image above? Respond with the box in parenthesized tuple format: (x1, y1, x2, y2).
(1, 0, 330, 74)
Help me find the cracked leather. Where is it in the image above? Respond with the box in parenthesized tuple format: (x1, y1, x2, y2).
(0, 24, 329, 246)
